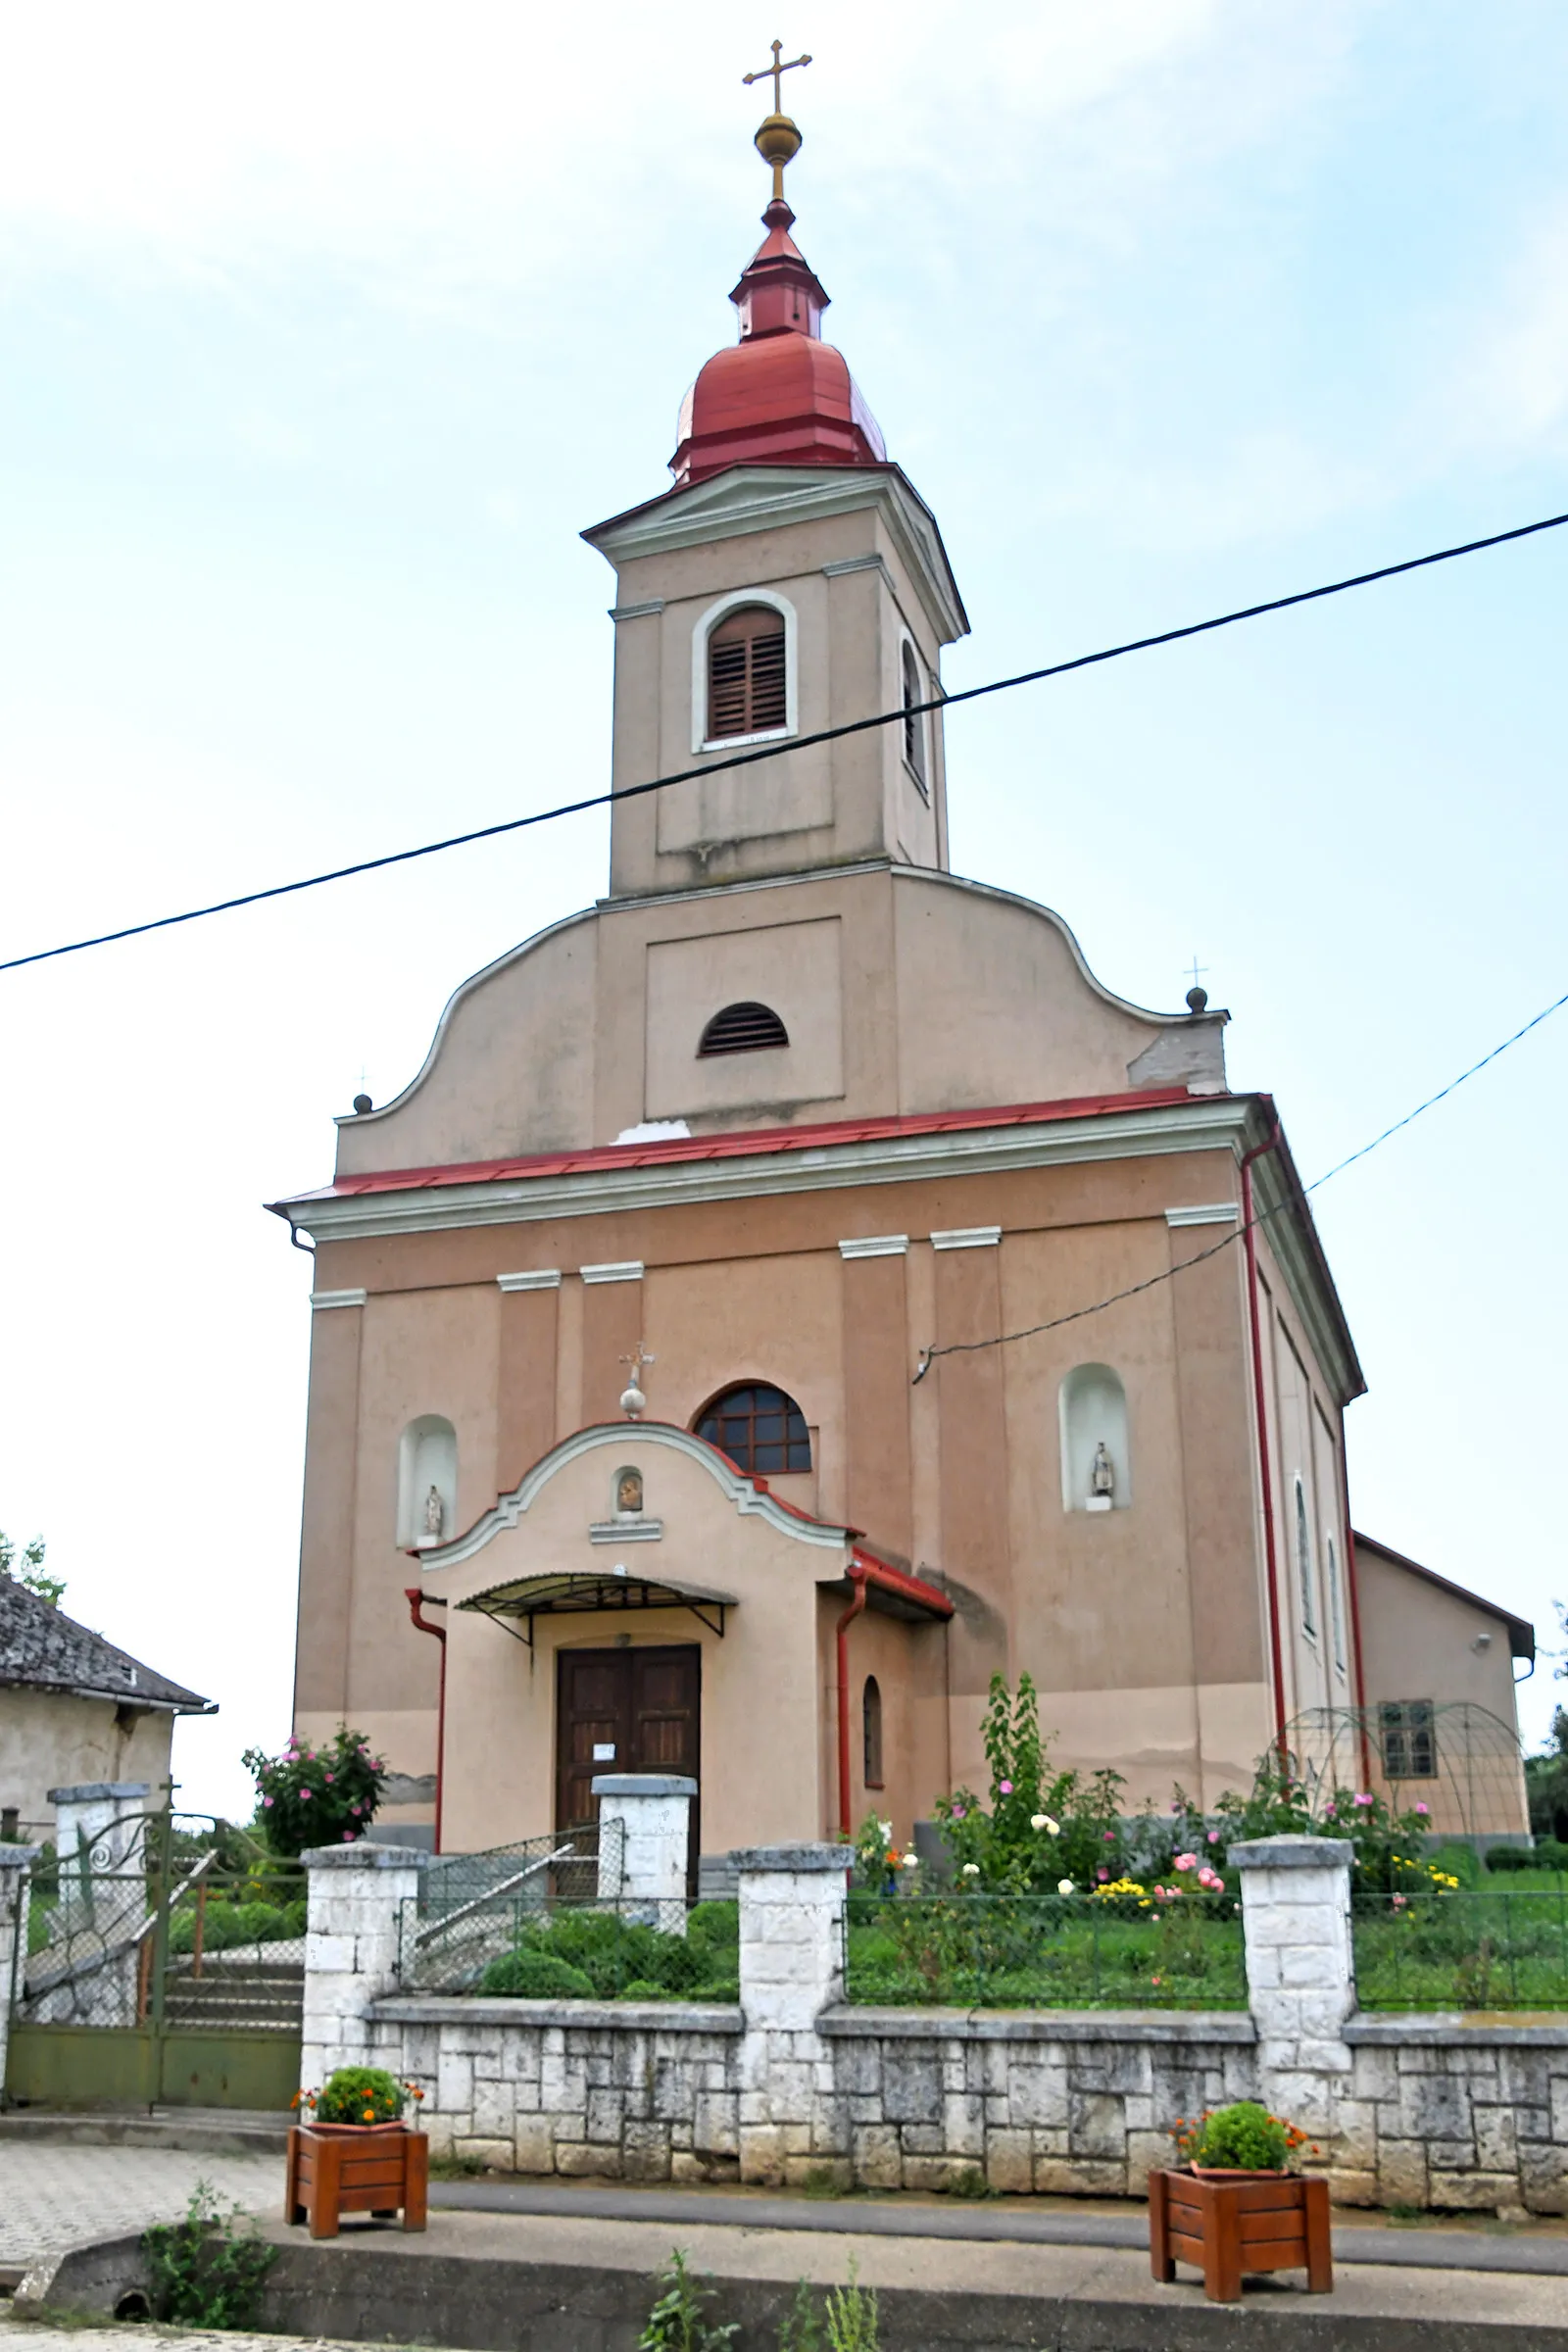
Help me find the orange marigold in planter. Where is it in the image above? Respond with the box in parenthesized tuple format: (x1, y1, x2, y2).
(1150, 2102, 1330, 2304)
(286, 2067, 427, 2240)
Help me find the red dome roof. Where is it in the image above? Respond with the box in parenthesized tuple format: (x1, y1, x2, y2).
(671, 198, 886, 488)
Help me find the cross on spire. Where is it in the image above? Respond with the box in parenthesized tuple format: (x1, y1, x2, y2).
(1185, 956, 1209, 993)
(743, 38, 811, 113)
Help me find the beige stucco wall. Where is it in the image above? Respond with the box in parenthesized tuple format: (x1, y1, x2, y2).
(333, 864, 1224, 1180)
(0, 1690, 173, 1842)
(1356, 1544, 1529, 1836)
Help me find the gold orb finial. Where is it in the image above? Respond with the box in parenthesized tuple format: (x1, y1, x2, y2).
(742, 39, 811, 202)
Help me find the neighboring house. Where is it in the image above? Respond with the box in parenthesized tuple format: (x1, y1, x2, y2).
(270, 104, 1534, 1862)
(1353, 1533, 1534, 1837)
(0, 1574, 214, 1840)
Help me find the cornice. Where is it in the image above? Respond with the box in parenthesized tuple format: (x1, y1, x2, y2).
(584, 466, 969, 647)
(286, 1096, 1248, 1245)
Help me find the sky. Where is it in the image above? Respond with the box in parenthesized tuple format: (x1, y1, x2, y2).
(2, 0, 1565, 1822)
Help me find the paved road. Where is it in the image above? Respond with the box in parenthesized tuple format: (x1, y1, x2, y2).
(0, 2147, 280, 2267)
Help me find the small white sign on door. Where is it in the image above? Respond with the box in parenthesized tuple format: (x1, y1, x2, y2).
(592, 1742, 616, 1761)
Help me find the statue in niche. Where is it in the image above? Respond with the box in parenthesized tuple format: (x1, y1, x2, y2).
(422, 1485, 445, 1541)
(616, 1468, 644, 1517)
(1089, 1443, 1115, 1502)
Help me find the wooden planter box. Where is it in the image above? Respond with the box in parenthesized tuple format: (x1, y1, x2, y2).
(285, 2121, 428, 2240)
(1149, 2167, 1331, 2304)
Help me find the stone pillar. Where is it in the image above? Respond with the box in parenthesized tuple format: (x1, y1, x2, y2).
(1232, 1834, 1355, 2145)
(593, 1774, 695, 1933)
(734, 1843, 849, 2186)
(301, 1841, 428, 2090)
(0, 1845, 40, 2095)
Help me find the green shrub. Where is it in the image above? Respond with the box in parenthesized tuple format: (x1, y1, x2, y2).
(639, 2246, 737, 2349)
(1486, 1844, 1538, 1873)
(1179, 2101, 1296, 2172)
(142, 2180, 275, 2328)
(310, 2065, 409, 2125)
(480, 1948, 596, 1997)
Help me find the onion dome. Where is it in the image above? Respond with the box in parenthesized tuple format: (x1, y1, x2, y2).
(671, 99, 886, 487)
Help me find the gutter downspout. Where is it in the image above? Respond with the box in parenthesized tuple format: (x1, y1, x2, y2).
(404, 1587, 448, 1855)
(1241, 1118, 1289, 1758)
(1340, 1509, 1374, 1790)
(835, 1563, 869, 1839)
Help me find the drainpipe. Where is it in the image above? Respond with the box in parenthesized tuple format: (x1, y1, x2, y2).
(835, 1563, 869, 1839)
(1340, 1508, 1374, 1790)
(404, 1588, 448, 1855)
(1240, 1117, 1289, 1757)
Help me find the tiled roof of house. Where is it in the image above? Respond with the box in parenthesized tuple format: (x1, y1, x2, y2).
(0, 1575, 213, 1712)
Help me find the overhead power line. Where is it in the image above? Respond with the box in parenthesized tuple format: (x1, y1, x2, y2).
(912, 977, 1568, 1382)
(4, 504, 1567, 977)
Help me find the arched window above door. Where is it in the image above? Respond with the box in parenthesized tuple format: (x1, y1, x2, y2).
(695, 1383, 811, 1475)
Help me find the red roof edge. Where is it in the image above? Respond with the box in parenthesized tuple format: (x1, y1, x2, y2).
(272, 1085, 1214, 1209)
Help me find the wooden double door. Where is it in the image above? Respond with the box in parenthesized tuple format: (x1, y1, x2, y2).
(556, 1645, 701, 1890)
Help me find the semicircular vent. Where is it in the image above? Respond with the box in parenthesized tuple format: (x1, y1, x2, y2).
(698, 1001, 790, 1057)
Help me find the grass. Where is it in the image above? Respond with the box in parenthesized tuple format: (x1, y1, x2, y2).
(470, 1898, 741, 2002)
(845, 1894, 1247, 2010)
(1353, 1884, 1568, 2009)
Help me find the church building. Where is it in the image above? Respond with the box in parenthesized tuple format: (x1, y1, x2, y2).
(272, 90, 1530, 1863)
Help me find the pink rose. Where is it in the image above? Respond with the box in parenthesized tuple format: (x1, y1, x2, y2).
(1103, 1831, 1115, 1842)
(951, 1806, 966, 1821)
(324, 1773, 334, 1785)
(263, 1796, 273, 1808)
(1206, 1831, 1219, 1844)
(342, 1831, 355, 1842)
(1354, 1793, 1373, 1807)
(1098, 1868, 1109, 1882)
(998, 1781, 1013, 1795)
(1175, 1852, 1198, 1873)
(1415, 1803, 1429, 1816)
(301, 1788, 313, 1799)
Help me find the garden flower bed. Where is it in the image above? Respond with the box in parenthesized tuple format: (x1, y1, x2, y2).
(845, 1886, 1247, 2009)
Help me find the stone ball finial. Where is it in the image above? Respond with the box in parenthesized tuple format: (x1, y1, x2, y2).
(1185, 987, 1208, 1015)
(620, 1381, 647, 1421)
(353, 1093, 373, 1113)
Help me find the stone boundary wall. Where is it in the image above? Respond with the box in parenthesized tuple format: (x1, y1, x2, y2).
(283, 1815, 1568, 2216)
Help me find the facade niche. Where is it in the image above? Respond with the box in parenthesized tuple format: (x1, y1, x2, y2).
(397, 1415, 458, 1550)
(1058, 1364, 1131, 1513)
(863, 1675, 884, 1788)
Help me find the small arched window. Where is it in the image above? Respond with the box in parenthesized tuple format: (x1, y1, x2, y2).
(862, 1676, 884, 1789)
(696, 1383, 811, 1475)
(699, 1001, 790, 1057)
(397, 1415, 458, 1549)
(901, 642, 927, 794)
(708, 604, 787, 740)
(1295, 1476, 1316, 1637)
(1058, 1364, 1131, 1512)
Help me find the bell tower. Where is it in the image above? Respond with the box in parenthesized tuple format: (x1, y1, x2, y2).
(582, 62, 968, 903)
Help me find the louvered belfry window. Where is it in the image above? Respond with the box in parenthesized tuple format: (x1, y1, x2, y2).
(699, 1001, 790, 1056)
(708, 605, 787, 740)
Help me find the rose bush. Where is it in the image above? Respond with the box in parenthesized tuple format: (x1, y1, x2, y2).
(243, 1727, 387, 1858)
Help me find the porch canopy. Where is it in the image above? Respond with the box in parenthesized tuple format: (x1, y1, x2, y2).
(459, 1563, 739, 1646)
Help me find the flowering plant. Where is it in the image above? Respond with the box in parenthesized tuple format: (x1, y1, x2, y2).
(1170, 2101, 1318, 2173)
(294, 2066, 424, 2127)
(243, 1727, 387, 1858)
(853, 1813, 920, 1891)
(932, 1674, 1125, 1893)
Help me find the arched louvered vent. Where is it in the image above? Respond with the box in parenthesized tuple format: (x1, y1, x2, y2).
(698, 1001, 790, 1057)
(708, 606, 787, 740)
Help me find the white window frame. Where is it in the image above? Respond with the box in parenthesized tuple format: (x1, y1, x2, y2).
(899, 633, 930, 802)
(1325, 1528, 1347, 1676)
(1294, 1473, 1317, 1640)
(692, 587, 799, 756)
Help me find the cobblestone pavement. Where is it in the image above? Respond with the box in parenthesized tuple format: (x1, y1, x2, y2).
(0, 2147, 279, 2266)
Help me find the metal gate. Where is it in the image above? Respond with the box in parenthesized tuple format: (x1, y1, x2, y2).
(4, 1809, 303, 2111)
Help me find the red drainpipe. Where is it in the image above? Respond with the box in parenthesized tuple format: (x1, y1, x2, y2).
(835, 1563, 869, 1838)
(1341, 1509, 1374, 1789)
(404, 1588, 448, 1854)
(1240, 1117, 1289, 1757)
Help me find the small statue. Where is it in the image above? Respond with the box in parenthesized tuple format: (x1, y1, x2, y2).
(1090, 1443, 1115, 1501)
(616, 1468, 644, 1516)
(422, 1485, 445, 1541)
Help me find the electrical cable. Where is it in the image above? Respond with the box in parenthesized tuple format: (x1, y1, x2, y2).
(911, 977, 1568, 1381)
(3, 504, 1566, 976)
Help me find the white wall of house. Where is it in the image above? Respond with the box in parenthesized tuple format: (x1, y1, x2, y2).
(0, 1690, 173, 1840)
